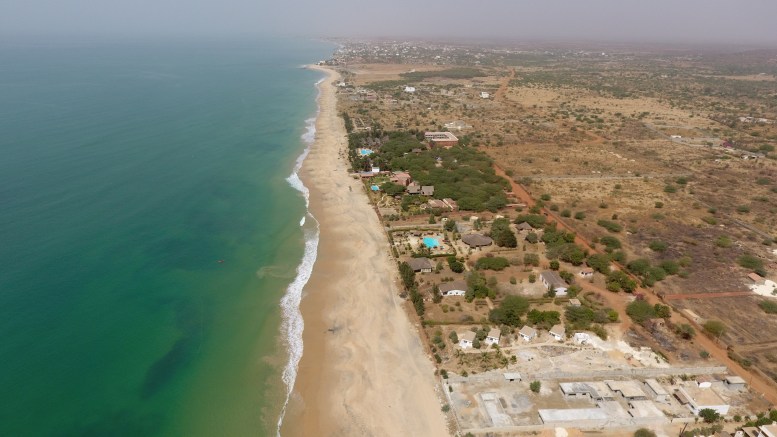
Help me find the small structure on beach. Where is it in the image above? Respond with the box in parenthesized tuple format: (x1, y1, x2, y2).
(407, 257, 433, 273)
(461, 233, 493, 248)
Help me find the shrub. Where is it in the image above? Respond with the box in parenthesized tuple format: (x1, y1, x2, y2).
(600, 236, 622, 251)
(587, 254, 611, 274)
(529, 381, 541, 393)
(489, 295, 530, 326)
(524, 253, 540, 267)
(597, 219, 622, 233)
(515, 214, 546, 229)
(490, 218, 517, 248)
(738, 254, 764, 273)
(447, 256, 465, 273)
(654, 201, 664, 208)
(715, 236, 732, 248)
(574, 211, 586, 220)
(736, 205, 751, 213)
(759, 300, 777, 314)
(664, 184, 677, 193)
(649, 240, 667, 252)
(703, 320, 726, 338)
(675, 323, 695, 340)
(540, 193, 551, 201)
(634, 429, 657, 437)
(626, 300, 656, 324)
(561, 209, 571, 217)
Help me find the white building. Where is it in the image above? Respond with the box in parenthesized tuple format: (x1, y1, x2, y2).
(644, 379, 669, 403)
(485, 328, 501, 346)
(404, 86, 416, 93)
(438, 281, 467, 297)
(574, 332, 590, 344)
(540, 271, 569, 296)
(519, 326, 537, 342)
(549, 324, 565, 341)
(480, 91, 490, 99)
(675, 386, 730, 416)
(459, 331, 476, 349)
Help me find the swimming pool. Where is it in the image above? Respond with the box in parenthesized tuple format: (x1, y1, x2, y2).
(359, 148, 374, 156)
(423, 237, 440, 248)
(370, 185, 380, 191)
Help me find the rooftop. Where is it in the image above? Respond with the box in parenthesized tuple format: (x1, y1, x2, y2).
(678, 386, 727, 407)
(725, 375, 746, 385)
(487, 328, 501, 339)
(438, 281, 467, 293)
(424, 131, 458, 141)
(461, 233, 493, 247)
(406, 257, 433, 271)
(539, 407, 609, 423)
(606, 380, 646, 399)
(459, 331, 476, 342)
(540, 270, 567, 288)
(549, 324, 565, 337)
(645, 379, 669, 396)
(519, 326, 537, 337)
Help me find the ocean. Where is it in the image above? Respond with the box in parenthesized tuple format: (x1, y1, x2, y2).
(0, 38, 331, 436)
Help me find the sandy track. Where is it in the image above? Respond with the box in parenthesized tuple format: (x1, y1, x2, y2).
(281, 67, 449, 437)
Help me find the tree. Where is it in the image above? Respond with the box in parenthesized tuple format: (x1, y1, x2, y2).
(489, 295, 529, 326)
(523, 253, 540, 267)
(530, 381, 541, 393)
(380, 182, 406, 196)
(447, 256, 465, 273)
(444, 219, 456, 232)
(703, 320, 726, 339)
(698, 408, 721, 423)
(476, 256, 510, 271)
(449, 331, 458, 343)
(626, 300, 656, 324)
(654, 304, 671, 319)
(549, 260, 560, 270)
(399, 262, 415, 290)
(515, 214, 546, 229)
(633, 429, 657, 437)
(587, 254, 611, 274)
(490, 218, 517, 248)
(675, 323, 695, 340)
(525, 232, 539, 244)
(648, 240, 667, 252)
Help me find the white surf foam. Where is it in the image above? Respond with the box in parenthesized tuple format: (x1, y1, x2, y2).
(276, 78, 323, 436)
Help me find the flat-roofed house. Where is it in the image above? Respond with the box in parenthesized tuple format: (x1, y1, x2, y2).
(675, 386, 730, 416)
(519, 326, 537, 342)
(443, 198, 458, 211)
(485, 328, 501, 346)
(407, 257, 433, 273)
(438, 280, 467, 297)
(540, 271, 568, 296)
(606, 380, 648, 400)
(574, 332, 590, 344)
(724, 375, 746, 390)
(407, 182, 421, 195)
(459, 331, 475, 349)
(549, 324, 565, 341)
(759, 424, 777, 437)
(421, 185, 435, 196)
(424, 131, 459, 148)
(644, 379, 669, 403)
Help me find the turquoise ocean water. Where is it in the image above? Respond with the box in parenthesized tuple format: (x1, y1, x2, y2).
(0, 38, 331, 436)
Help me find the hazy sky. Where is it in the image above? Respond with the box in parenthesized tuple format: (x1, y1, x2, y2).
(3, 0, 777, 44)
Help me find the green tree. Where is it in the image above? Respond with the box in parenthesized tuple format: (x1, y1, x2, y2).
(587, 254, 611, 274)
(489, 295, 530, 326)
(626, 300, 656, 324)
(675, 323, 695, 340)
(380, 182, 406, 196)
(447, 256, 465, 273)
(449, 331, 458, 343)
(549, 259, 560, 270)
(490, 218, 517, 248)
(649, 240, 667, 252)
(476, 256, 510, 271)
(698, 408, 721, 423)
(523, 253, 540, 267)
(399, 262, 415, 290)
(514, 214, 546, 229)
(525, 232, 539, 244)
(530, 381, 541, 393)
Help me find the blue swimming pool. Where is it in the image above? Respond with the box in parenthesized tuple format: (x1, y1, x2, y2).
(359, 148, 374, 156)
(370, 185, 380, 191)
(423, 237, 440, 248)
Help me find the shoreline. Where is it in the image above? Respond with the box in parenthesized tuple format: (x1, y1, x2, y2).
(280, 66, 449, 436)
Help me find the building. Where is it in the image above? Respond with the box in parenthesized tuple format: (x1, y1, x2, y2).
(758, 424, 777, 437)
(644, 379, 669, 403)
(568, 298, 582, 307)
(606, 380, 648, 400)
(749, 272, 765, 284)
(579, 268, 594, 278)
(444, 120, 472, 131)
(421, 185, 435, 196)
(559, 382, 615, 401)
(627, 400, 666, 419)
(390, 172, 412, 187)
(459, 331, 475, 349)
(424, 131, 459, 148)
(442, 198, 458, 211)
(724, 375, 746, 390)
(550, 324, 565, 341)
(675, 386, 730, 416)
(485, 328, 501, 346)
(516, 222, 534, 232)
(519, 326, 537, 341)
(574, 332, 590, 344)
(404, 86, 416, 93)
(540, 271, 569, 296)
(461, 234, 493, 248)
(407, 257, 433, 273)
(407, 182, 421, 195)
(438, 281, 467, 297)
(371, 166, 380, 174)
(428, 199, 448, 210)
(480, 91, 490, 99)
(503, 372, 521, 382)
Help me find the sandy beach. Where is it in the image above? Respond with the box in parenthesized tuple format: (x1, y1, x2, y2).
(280, 66, 449, 436)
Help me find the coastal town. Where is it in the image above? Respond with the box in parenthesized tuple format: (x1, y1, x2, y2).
(319, 39, 777, 436)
